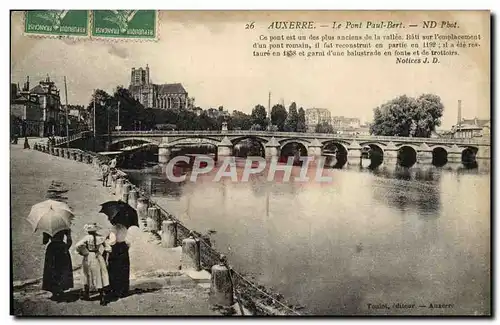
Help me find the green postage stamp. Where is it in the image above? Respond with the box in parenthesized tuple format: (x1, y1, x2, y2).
(24, 10, 89, 37)
(23, 10, 157, 40)
(91, 10, 157, 40)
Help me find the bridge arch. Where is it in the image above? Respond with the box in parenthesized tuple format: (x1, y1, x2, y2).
(110, 137, 160, 146)
(279, 139, 309, 164)
(322, 140, 349, 152)
(230, 135, 269, 145)
(231, 136, 267, 157)
(322, 140, 348, 169)
(397, 145, 418, 168)
(279, 138, 311, 149)
(395, 143, 420, 152)
(359, 142, 385, 169)
(461, 146, 478, 166)
(428, 145, 449, 152)
(166, 137, 221, 148)
(164, 137, 220, 159)
(358, 142, 385, 154)
(429, 145, 448, 167)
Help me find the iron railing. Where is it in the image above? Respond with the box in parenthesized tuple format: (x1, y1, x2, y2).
(54, 131, 92, 146)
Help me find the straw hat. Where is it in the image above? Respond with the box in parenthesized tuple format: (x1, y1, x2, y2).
(84, 223, 101, 233)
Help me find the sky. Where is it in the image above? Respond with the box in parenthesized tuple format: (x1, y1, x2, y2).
(11, 10, 490, 129)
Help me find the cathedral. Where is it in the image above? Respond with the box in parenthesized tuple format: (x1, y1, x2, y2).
(128, 65, 191, 109)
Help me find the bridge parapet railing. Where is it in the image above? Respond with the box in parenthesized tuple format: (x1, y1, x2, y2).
(55, 131, 93, 146)
(107, 130, 490, 146)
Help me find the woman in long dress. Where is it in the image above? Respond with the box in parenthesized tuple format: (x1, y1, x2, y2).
(107, 223, 130, 298)
(75, 223, 111, 305)
(42, 229, 74, 299)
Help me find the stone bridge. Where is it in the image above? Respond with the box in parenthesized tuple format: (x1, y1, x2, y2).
(104, 130, 490, 166)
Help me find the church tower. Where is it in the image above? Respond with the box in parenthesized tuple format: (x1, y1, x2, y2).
(130, 67, 148, 86)
(131, 68, 136, 85)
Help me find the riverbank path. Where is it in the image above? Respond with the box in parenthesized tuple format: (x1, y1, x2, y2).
(10, 142, 219, 315)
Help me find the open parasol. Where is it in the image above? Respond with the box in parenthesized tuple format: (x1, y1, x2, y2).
(27, 199, 74, 236)
(99, 200, 139, 228)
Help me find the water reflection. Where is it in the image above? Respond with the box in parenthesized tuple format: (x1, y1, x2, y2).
(124, 159, 490, 315)
(366, 164, 441, 215)
(126, 170, 185, 198)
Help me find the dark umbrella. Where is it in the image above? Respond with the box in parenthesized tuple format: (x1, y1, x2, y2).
(99, 200, 139, 228)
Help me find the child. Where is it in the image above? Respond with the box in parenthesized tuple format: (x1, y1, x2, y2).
(75, 223, 111, 305)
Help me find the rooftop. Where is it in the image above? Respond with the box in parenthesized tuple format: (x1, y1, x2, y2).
(332, 116, 360, 121)
(306, 108, 330, 113)
(157, 83, 187, 94)
(129, 83, 187, 95)
(10, 91, 39, 105)
(458, 118, 490, 127)
(455, 124, 484, 130)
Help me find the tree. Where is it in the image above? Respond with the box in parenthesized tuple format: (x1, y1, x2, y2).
(370, 94, 443, 137)
(150, 108, 179, 126)
(86, 89, 112, 134)
(315, 121, 334, 133)
(271, 104, 288, 131)
(146, 105, 224, 131)
(412, 94, 444, 137)
(177, 109, 200, 130)
(251, 104, 268, 130)
(85, 86, 151, 133)
(231, 110, 252, 130)
(198, 111, 217, 130)
(113, 86, 145, 131)
(141, 109, 156, 130)
(284, 102, 298, 132)
(296, 107, 307, 132)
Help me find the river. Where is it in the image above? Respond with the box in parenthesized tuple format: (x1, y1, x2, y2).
(126, 159, 491, 315)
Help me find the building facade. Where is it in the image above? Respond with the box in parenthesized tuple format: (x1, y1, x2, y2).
(331, 116, 361, 130)
(29, 76, 62, 136)
(10, 83, 43, 137)
(305, 108, 332, 132)
(354, 124, 371, 136)
(451, 117, 490, 139)
(11, 76, 62, 137)
(129, 65, 192, 110)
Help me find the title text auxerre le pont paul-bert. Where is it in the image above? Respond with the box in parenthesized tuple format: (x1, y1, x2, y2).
(266, 20, 458, 29)
(266, 21, 406, 29)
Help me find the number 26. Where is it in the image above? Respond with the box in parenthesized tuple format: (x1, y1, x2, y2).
(245, 22, 255, 29)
